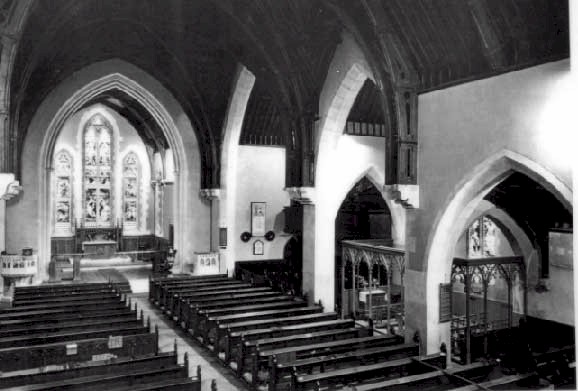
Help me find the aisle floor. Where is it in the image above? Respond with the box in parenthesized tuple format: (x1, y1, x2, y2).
(131, 293, 246, 391)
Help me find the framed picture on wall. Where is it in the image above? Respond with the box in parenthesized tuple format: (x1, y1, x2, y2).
(253, 240, 264, 255)
(251, 202, 266, 236)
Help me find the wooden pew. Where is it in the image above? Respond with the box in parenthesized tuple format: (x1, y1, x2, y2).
(199, 306, 323, 347)
(237, 327, 368, 382)
(0, 330, 159, 372)
(0, 323, 150, 349)
(345, 361, 492, 391)
(224, 319, 355, 364)
(0, 351, 178, 388)
(248, 334, 404, 389)
(13, 284, 118, 301)
(191, 300, 308, 337)
(0, 314, 140, 338)
(269, 342, 419, 391)
(164, 286, 274, 315)
(12, 291, 122, 307)
(161, 280, 252, 310)
(0, 297, 126, 316)
(1, 363, 189, 390)
(223, 312, 341, 364)
(450, 373, 539, 391)
(0, 304, 132, 324)
(179, 291, 287, 328)
(290, 353, 446, 391)
(150, 274, 229, 304)
(0, 308, 136, 330)
(180, 294, 297, 329)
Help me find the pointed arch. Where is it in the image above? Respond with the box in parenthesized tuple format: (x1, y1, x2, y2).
(9, 59, 208, 279)
(424, 149, 572, 354)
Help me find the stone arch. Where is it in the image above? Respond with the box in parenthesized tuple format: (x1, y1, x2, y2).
(310, 32, 407, 311)
(219, 64, 256, 275)
(8, 59, 208, 279)
(424, 149, 572, 354)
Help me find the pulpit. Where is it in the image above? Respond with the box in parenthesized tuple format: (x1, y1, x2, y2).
(82, 240, 117, 259)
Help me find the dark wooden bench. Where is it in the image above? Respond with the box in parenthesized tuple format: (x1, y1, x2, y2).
(269, 342, 419, 391)
(12, 291, 122, 307)
(290, 353, 446, 391)
(0, 314, 141, 338)
(13, 285, 118, 301)
(0, 351, 178, 388)
(160, 280, 251, 310)
(0, 297, 127, 316)
(0, 304, 133, 324)
(225, 319, 355, 364)
(450, 373, 539, 391)
(222, 312, 341, 363)
(180, 294, 297, 329)
(0, 323, 150, 349)
(2, 363, 189, 390)
(150, 274, 229, 304)
(199, 306, 323, 347)
(179, 291, 287, 328)
(0, 307, 137, 330)
(346, 361, 491, 391)
(191, 300, 308, 337)
(0, 330, 159, 372)
(238, 327, 368, 383)
(164, 286, 274, 314)
(249, 334, 404, 389)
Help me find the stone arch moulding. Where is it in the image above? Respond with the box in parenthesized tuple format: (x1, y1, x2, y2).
(28, 59, 202, 279)
(219, 64, 255, 276)
(423, 149, 572, 355)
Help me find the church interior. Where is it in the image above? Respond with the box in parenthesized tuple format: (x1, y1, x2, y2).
(0, 0, 575, 390)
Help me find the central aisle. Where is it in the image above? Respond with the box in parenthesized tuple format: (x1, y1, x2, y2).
(131, 293, 247, 391)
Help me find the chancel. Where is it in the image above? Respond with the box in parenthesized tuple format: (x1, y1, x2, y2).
(0, 1, 574, 390)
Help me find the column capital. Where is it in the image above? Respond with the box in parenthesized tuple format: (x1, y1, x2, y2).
(199, 188, 221, 201)
(285, 186, 315, 204)
(0, 173, 20, 200)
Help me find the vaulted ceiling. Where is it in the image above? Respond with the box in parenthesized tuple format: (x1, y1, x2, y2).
(7, 0, 570, 187)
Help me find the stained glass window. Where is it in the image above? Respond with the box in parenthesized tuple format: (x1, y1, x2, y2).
(83, 114, 113, 227)
(467, 216, 499, 258)
(54, 151, 73, 228)
(123, 153, 139, 226)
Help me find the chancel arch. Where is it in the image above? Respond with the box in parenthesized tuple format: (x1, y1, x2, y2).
(424, 149, 573, 357)
(8, 59, 208, 280)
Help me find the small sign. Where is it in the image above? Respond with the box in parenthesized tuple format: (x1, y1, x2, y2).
(92, 353, 117, 361)
(108, 335, 123, 349)
(66, 343, 78, 355)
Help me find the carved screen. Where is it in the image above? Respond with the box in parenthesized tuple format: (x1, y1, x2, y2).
(123, 153, 139, 227)
(54, 151, 73, 233)
(83, 114, 113, 227)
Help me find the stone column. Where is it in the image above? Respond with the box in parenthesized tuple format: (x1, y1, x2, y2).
(199, 188, 221, 253)
(151, 180, 164, 238)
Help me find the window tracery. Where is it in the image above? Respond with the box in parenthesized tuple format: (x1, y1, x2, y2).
(54, 150, 73, 232)
(83, 114, 113, 227)
(123, 152, 139, 226)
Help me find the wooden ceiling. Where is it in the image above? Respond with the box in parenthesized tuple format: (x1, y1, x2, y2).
(7, 0, 570, 187)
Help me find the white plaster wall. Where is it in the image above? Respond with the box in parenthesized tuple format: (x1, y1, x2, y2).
(6, 59, 209, 274)
(233, 146, 291, 265)
(415, 59, 574, 353)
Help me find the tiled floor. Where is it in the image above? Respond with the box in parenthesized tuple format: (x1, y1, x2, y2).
(132, 294, 246, 391)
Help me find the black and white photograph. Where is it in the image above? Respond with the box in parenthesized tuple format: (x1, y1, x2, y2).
(0, 1, 575, 391)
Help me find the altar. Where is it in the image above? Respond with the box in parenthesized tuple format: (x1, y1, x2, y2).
(82, 240, 117, 259)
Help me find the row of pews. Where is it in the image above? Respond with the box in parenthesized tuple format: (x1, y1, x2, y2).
(0, 281, 202, 390)
(151, 273, 550, 391)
